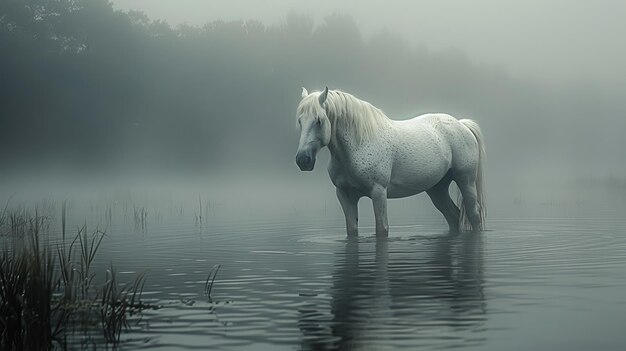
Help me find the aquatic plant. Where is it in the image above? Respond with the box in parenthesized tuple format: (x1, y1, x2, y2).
(0, 209, 151, 348)
(100, 266, 147, 344)
(133, 206, 148, 231)
(0, 213, 67, 349)
(197, 194, 203, 225)
(76, 226, 105, 299)
(205, 264, 221, 302)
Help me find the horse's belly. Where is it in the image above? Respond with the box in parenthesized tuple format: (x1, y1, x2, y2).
(387, 171, 443, 198)
(387, 184, 425, 198)
(387, 132, 452, 198)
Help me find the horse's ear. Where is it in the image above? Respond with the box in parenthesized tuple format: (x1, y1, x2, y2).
(301, 87, 308, 98)
(318, 86, 329, 105)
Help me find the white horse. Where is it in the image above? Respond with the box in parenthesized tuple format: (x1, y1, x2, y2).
(296, 87, 485, 236)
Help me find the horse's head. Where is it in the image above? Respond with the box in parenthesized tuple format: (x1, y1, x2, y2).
(296, 87, 331, 171)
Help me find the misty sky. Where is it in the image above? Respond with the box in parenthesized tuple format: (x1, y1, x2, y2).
(111, 0, 626, 91)
(3, 0, 625, 179)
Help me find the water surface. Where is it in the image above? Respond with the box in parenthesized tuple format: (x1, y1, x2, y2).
(3, 179, 625, 350)
(86, 213, 626, 350)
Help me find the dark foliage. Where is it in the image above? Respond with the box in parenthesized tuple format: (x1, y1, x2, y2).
(0, 0, 623, 176)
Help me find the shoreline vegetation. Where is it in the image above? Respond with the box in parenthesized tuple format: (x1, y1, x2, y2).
(0, 206, 151, 348)
(0, 196, 223, 349)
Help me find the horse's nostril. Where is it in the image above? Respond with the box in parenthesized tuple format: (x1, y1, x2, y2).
(296, 153, 314, 170)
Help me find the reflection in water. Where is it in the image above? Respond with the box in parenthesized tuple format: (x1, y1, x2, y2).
(299, 233, 486, 350)
(3, 186, 626, 350)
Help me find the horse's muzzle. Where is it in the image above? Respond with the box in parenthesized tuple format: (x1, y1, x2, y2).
(296, 153, 315, 171)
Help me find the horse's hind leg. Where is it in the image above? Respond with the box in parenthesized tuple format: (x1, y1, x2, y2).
(455, 173, 482, 232)
(427, 171, 460, 233)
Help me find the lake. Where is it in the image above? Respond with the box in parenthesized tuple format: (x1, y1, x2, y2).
(2, 177, 626, 350)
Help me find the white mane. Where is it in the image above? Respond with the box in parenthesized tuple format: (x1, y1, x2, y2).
(297, 89, 392, 145)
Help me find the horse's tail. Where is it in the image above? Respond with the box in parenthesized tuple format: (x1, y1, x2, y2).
(458, 119, 486, 231)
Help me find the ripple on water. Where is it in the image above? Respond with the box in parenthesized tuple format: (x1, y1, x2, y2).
(69, 215, 626, 350)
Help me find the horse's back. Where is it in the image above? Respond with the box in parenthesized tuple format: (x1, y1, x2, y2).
(393, 113, 479, 176)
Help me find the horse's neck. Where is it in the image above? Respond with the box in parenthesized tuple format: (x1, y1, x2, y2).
(328, 124, 372, 163)
(326, 102, 393, 162)
(328, 129, 355, 163)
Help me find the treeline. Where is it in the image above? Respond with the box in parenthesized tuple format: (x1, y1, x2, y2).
(0, 0, 622, 175)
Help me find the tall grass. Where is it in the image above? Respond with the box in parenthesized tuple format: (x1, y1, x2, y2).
(0, 212, 66, 349)
(76, 226, 105, 299)
(100, 266, 147, 344)
(0, 209, 151, 348)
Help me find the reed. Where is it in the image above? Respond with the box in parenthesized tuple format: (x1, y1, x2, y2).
(100, 265, 147, 344)
(0, 213, 67, 349)
(204, 264, 221, 302)
(0, 209, 151, 348)
(76, 226, 105, 299)
(198, 194, 203, 225)
(133, 206, 148, 231)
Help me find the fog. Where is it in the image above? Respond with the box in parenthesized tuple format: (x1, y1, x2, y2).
(1, 0, 625, 204)
(3, 2, 626, 349)
(111, 0, 626, 91)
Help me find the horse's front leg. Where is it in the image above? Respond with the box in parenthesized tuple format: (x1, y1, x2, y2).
(336, 188, 359, 237)
(371, 184, 389, 237)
